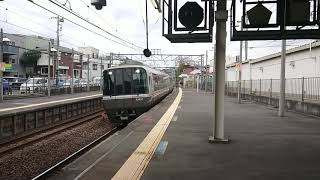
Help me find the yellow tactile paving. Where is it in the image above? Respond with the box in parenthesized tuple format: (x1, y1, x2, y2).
(111, 88, 182, 180)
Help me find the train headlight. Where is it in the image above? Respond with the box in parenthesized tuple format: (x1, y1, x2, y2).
(108, 71, 113, 75)
(135, 69, 140, 74)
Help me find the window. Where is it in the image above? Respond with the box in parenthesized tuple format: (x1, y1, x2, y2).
(103, 68, 148, 96)
(59, 69, 67, 75)
(103, 69, 114, 96)
(11, 58, 16, 64)
(41, 67, 48, 75)
(133, 68, 148, 94)
(93, 64, 98, 70)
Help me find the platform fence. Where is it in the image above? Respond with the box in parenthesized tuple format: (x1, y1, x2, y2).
(3, 77, 101, 100)
(225, 77, 320, 102)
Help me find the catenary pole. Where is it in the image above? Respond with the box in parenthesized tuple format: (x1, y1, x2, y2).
(71, 48, 74, 94)
(47, 42, 51, 97)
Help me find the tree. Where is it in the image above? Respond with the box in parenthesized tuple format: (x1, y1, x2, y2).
(20, 50, 41, 76)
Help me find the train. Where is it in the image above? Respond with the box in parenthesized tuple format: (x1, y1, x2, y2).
(102, 64, 175, 126)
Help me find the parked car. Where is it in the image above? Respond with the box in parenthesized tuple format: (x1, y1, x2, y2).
(4, 77, 28, 90)
(20, 78, 50, 94)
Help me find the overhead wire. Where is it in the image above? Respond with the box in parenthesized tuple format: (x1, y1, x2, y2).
(27, 0, 141, 52)
(48, 0, 144, 50)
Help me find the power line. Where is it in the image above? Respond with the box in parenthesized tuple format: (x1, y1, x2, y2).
(48, 0, 143, 50)
(27, 0, 141, 51)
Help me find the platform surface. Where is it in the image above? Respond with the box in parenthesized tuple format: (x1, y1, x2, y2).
(50, 89, 320, 180)
(0, 91, 101, 116)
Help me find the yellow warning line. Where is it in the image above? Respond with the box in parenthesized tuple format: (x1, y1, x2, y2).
(111, 88, 182, 180)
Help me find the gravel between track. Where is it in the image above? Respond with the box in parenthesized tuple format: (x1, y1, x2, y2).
(0, 117, 113, 180)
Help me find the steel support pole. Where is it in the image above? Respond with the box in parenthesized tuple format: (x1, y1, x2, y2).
(279, 39, 286, 117)
(100, 57, 103, 91)
(238, 41, 243, 103)
(197, 75, 199, 93)
(0, 29, 3, 103)
(87, 55, 90, 92)
(205, 50, 208, 92)
(71, 49, 74, 94)
(209, 0, 229, 143)
(47, 42, 51, 97)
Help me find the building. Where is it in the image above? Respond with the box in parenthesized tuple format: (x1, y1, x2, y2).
(3, 33, 84, 79)
(3, 33, 53, 77)
(2, 38, 19, 77)
(37, 46, 83, 79)
(225, 41, 320, 81)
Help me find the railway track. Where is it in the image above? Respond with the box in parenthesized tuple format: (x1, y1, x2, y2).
(32, 126, 119, 180)
(0, 110, 105, 157)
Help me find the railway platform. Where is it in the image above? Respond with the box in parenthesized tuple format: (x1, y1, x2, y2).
(0, 91, 101, 116)
(48, 88, 320, 180)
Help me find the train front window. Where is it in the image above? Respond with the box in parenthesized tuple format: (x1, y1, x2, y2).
(133, 68, 148, 94)
(103, 70, 114, 96)
(104, 68, 148, 96)
(115, 69, 124, 95)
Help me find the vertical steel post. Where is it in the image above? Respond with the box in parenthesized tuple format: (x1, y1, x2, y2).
(238, 19, 243, 104)
(269, 78, 272, 104)
(0, 29, 3, 102)
(279, 39, 286, 117)
(259, 79, 262, 96)
(100, 57, 103, 91)
(87, 55, 90, 92)
(71, 49, 74, 94)
(48, 42, 51, 97)
(196, 75, 199, 92)
(301, 77, 304, 102)
(205, 50, 208, 92)
(209, 0, 229, 143)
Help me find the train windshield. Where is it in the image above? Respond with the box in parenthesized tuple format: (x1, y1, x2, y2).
(103, 68, 148, 96)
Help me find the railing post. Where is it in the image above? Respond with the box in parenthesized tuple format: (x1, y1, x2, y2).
(301, 77, 304, 102)
(269, 78, 272, 104)
(259, 79, 262, 96)
(250, 79, 252, 100)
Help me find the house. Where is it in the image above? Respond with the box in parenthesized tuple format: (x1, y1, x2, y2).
(2, 37, 19, 77)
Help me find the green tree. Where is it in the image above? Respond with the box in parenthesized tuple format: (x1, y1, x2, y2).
(20, 50, 41, 75)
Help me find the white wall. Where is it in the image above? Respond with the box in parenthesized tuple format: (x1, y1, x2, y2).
(226, 45, 320, 81)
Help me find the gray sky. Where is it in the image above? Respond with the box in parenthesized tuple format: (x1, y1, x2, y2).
(0, 0, 314, 63)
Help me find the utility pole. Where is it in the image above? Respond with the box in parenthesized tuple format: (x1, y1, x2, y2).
(212, 44, 216, 93)
(0, 29, 4, 102)
(209, 0, 229, 143)
(87, 55, 90, 92)
(55, 16, 61, 87)
(47, 42, 51, 97)
(71, 48, 74, 94)
(279, 39, 286, 117)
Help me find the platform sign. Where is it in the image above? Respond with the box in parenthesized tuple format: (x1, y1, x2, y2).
(231, 0, 320, 41)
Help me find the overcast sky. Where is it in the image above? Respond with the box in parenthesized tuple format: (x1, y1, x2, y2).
(0, 0, 314, 64)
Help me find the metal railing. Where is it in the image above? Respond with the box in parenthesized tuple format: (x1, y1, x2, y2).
(225, 77, 320, 102)
(3, 77, 101, 100)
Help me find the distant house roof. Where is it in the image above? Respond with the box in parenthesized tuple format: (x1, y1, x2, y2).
(182, 67, 195, 75)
